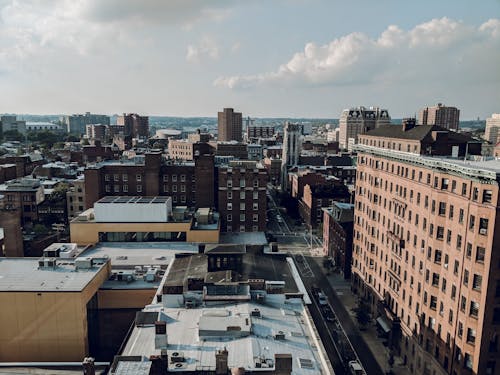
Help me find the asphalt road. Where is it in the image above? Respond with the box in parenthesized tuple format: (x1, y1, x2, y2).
(304, 256, 385, 375)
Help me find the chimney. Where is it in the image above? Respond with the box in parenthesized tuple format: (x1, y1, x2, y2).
(215, 348, 229, 375)
(401, 118, 416, 132)
(82, 357, 95, 375)
(149, 350, 168, 375)
(155, 321, 168, 349)
(274, 354, 293, 375)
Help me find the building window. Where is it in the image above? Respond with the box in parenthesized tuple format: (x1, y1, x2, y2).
(240, 191, 245, 199)
(252, 225, 259, 232)
(105, 174, 110, 181)
(459, 208, 464, 223)
(105, 185, 110, 192)
(458, 321, 463, 337)
(114, 174, 119, 182)
(476, 247, 485, 263)
(472, 187, 479, 201)
(470, 301, 479, 318)
(464, 354, 473, 370)
(253, 214, 258, 222)
(479, 218, 489, 235)
(180, 185, 186, 192)
(240, 203, 245, 210)
(227, 191, 232, 200)
(240, 179, 245, 188)
(180, 175, 185, 182)
(483, 190, 493, 203)
(136, 174, 142, 182)
(137, 185, 142, 192)
(436, 226, 444, 240)
(227, 203, 232, 210)
(227, 179, 233, 188)
(227, 214, 232, 222)
(181, 195, 186, 203)
(163, 175, 168, 182)
(253, 202, 258, 210)
(441, 178, 449, 190)
(469, 215, 475, 230)
(163, 184, 169, 192)
(114, 185, 120, 193)
(240, 214, 245, 222)
(123, 185, 128, 192)
(172, 175, 177, 182)
(463, 270, 469, 286)
(438, 202, 446, 215)
(172, 195, 177, 203)
(472, 274, 482, 291)
(462, 183, 467, 196)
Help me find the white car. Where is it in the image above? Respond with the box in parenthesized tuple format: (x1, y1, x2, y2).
(317, 292, 328, 306)
(348, 360, 366, 375)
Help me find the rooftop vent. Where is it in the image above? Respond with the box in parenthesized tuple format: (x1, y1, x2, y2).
(251, 308, 261, 318)
(274, 331, 286, 340)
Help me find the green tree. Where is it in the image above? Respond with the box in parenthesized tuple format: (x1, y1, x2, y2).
(33, 224, 49, 236)
(354, 299, 371, 328)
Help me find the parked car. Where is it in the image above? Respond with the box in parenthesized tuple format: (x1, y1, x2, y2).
(348, 360, 366, 375)
(317, 292, 328, 306)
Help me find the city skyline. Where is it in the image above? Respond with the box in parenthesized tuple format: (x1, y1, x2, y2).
(0, 1, 499, 119)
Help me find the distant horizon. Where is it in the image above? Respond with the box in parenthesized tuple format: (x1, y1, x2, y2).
(2, 112, 489, 122)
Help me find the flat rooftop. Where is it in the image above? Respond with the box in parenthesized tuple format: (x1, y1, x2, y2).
(0, 258, 107, 292)
(220, 232, 267, 245)
(165, 249, 299, 294)
(81, 242, 199, 268)
(122, 302, 326, 375)
(97, 196, 171, 205)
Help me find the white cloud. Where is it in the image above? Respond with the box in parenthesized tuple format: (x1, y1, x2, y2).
(214, 17, 500, 89)
(186, 37, 219, 63)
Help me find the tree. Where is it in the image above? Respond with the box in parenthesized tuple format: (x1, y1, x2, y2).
(33, 224, 49, 236)
(353, 299, 371, 328)
(49, 183, 69, 201)
(3, 130, 24, 141)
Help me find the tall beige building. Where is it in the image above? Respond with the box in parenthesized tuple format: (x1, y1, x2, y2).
(352, 127, 500, 375)
(418, 103, 460, 131)
(218, 108, 243, 142)
(485, 113, 500, 145)
(338, 106, 390, 150)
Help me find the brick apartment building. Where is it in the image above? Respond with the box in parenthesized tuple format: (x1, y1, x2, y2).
(116, 113, 149, 138)
(218, 108, 242, 142)
(298, 184, 350, 229)
(247, 125, 275, 141)
(218, 160, 268, 232)
(419, 103, 460, 131)
(168, 139, 213, 161)
(0, 178, 45, 226)
(84, 152, 215, 210)
(323, 202, 354, 279)
(352, 125, 499, 375)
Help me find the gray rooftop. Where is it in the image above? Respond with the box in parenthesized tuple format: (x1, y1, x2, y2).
(122, 302, 329, 375)
(0, 258, 108, 292)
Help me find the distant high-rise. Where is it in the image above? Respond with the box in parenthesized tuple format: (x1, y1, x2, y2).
(281, 122, 302, 191)
(418, 103, 460, 131)
(116, 113, 149, 138)
(485, 113, 500, 144)
(61, 112, 110, 134)
(218, 108, 242, 142)
(338, 106, 390, 150)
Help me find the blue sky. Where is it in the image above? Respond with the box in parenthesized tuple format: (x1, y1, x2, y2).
(0, 0, 499, 119)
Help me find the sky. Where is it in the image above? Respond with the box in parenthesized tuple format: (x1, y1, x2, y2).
(0, 0, 499, 119)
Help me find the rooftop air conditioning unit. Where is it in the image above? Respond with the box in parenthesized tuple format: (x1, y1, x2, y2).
(170, 352, 185, 363)
(251, 308, 261, 317)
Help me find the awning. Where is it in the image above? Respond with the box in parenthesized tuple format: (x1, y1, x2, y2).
(376, 316, 391, 333)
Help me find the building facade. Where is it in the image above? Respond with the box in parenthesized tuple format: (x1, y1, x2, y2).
(247, 125, 275, 141)
(352, 141, 500, 375)
(338, 106, 391, 150)
(116, 113, 149, 138)
(322, 203, 354, 279)
(84, 152, 215, 210)
(418, 103, 460, 131)
(281, 122, 302, 191)
(218, 160, 268, 233)
(61, 112, 110, 134)
(0, 178, 45, 226)
(218, 108, 243, 142)
(485, 113, 500, 145)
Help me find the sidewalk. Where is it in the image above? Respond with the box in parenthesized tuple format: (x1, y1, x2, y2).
(323, 269, 411, 375)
